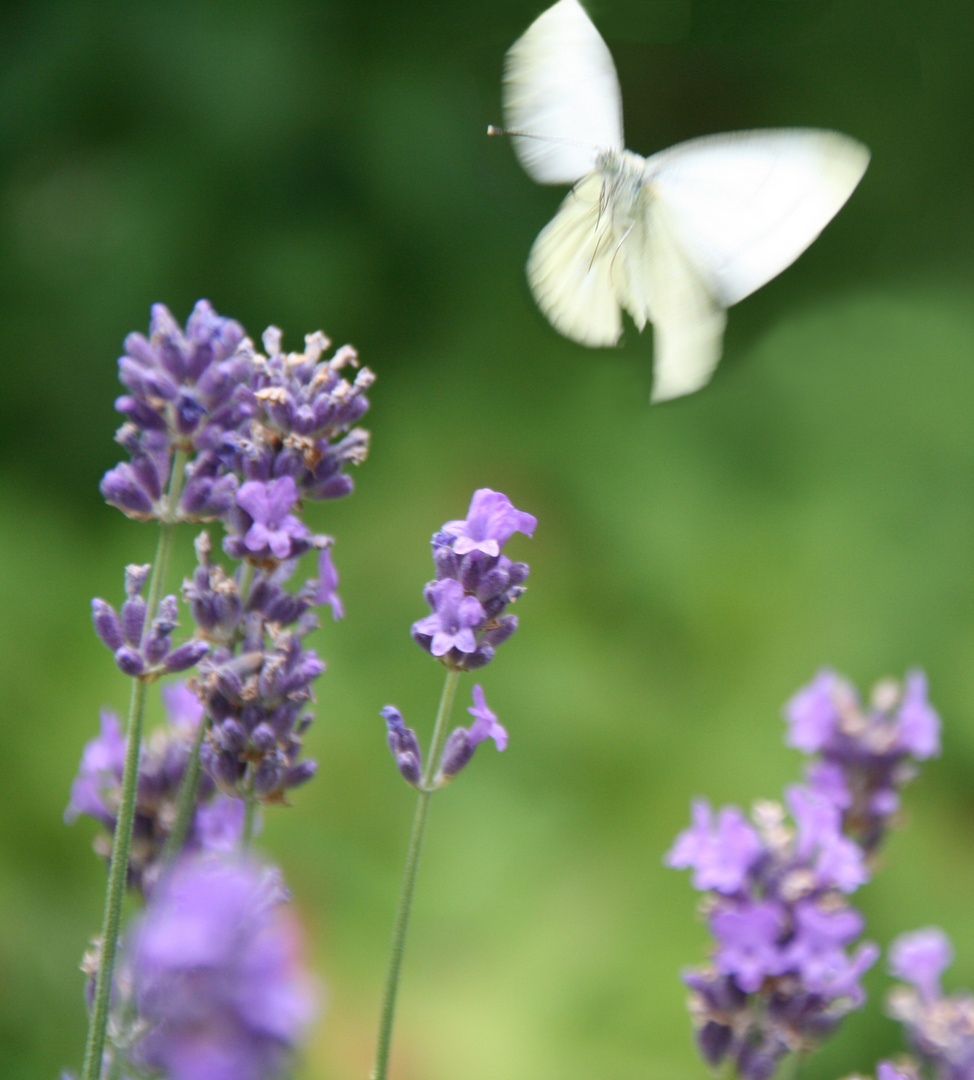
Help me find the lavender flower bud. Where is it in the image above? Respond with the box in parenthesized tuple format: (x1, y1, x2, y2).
(91, 599, 124, 651)
(120, 599, 146, 649)
(162, 639, 210, 673)
(382, 706, 423, 787)
(438, 728, 474, 780)
(114, 646, 145, 677)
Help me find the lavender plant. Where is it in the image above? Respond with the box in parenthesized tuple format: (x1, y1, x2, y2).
(667, 669, 941, 1080)
(371, 487, 535, 1080)
(66, 300, 372, 1080)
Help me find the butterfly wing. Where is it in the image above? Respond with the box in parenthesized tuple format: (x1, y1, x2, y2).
(503, 0, 624, 184)
(646, 129, 870, 307)
(616, 199, 729, 402)
(526, 172, 624, 346)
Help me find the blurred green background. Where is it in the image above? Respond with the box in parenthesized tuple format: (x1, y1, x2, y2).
(2, 2, 974, 1078)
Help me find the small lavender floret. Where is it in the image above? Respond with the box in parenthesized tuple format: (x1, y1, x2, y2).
(665, 800, 761, 894)
(889, 927, 953, 1004)
(467, 684, 507, 750)
(128, 853, 317, 1080)
(232, 476, 311, 562)
(441, 488, 537, 557)
(412, 489, 534, 671)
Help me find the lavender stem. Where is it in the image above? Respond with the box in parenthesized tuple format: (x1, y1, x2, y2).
(370, 667, 461, 1080)
(158, 712, 211, 871)
(80, 450, 187, 1080)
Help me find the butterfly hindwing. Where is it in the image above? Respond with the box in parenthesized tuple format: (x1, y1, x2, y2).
(526, 172, 624, 347)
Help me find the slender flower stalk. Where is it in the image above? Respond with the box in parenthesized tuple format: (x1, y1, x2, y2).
(371, 668, 460, 1080)
(81, 455, 185, 1080)
(157, 710, 211, 871)
(372, 488, 534, 1080)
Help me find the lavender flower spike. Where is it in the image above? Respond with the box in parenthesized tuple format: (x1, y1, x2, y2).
(412, 488, 534, 670)
(442, 488, 537, 557)
(128, 853, 317, 1080)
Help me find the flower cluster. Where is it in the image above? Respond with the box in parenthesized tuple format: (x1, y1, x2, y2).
(785, 670, 940, 851)
(411, 488, 535, 671)
(92, 565, 209, 680)
(126, 853, 317, 1080)
(887, 927, 974, 1080)
(668, 671, 939, 1080)
(65, 684, 243, 895)
(383, 684, 508, 788)
(188, 531, 327, 806)
(102, 301, 372, 544)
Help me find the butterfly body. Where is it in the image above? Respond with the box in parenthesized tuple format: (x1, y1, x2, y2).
(501, 0, 869, 401)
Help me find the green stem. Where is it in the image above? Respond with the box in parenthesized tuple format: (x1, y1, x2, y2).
(158, 713, 211, 872)
(242, 795, 259, 848)
(80, 450, 187, 1080)
(370, 668, 461, 1080)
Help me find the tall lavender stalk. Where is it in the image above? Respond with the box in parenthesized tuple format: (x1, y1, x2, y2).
(371, 488, 535, 1080)
(71, 300, 373, 1080)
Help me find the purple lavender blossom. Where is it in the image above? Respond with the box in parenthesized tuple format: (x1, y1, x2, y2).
(315, 546, 344, 621)
(887, 927, 974, 1080)
(877, 1063, 919, 1080)
(128, 854, 317, 1080)
(101, 304, 372, 528)
(467, 685, 507, 750)
(665, 800, 762, 894)
(412, 579, 486, 657)
(232, 476, 312, 561)
(442, 488, 537, 557)
(785, 670, 941, 851)
(437, 686, 508, 782)
(889, 927, 953, 1004)
(65, 711, 126, 830)
(710, 900, 789, 993)
(411, 490, 533, 671)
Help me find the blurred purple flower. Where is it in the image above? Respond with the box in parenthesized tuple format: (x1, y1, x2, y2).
(889, 927, 953, 1004)
(129, 854, 317, 1080)
(665, 800, 761, 895)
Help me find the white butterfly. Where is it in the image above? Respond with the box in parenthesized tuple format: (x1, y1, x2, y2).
(497, 0, 870, 402)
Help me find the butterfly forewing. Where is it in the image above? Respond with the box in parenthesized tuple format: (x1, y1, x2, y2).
(503, 0, 624, 185)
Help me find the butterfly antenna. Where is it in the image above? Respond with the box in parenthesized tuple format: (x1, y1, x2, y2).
(487, 125, 597, 152)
